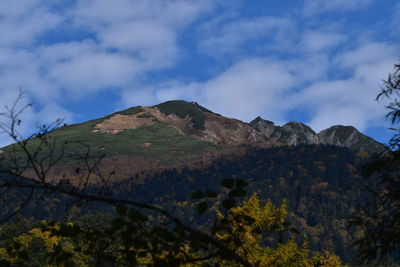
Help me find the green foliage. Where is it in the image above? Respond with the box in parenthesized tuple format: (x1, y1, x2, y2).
(5, 122, 218, 166)
(2, 101, 220, 169)
(156, 100, 209, 129)
(191, 190, 205, 199)
(190, 178, 249, 216)
(212, 194, 343, 266)
(206, 190, 218, 198)
(56, 122, 215, 160)
(116, 106, 143, 116)
(197, 202, 208, 215)
(350, 62, 400, 265)
(0, 196, 344, 266)
(221, 179, 234, 189)
(222, 198, 236, 210)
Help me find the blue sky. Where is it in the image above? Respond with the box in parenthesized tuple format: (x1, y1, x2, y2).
(0, 0, 399, 147)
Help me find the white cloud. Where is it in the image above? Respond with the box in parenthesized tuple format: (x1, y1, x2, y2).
(35, 103, 73, 125)
(0, 48, 55, 101)
(121, 57, 329, 124)
(0, 0, 38, 17)
(201, 59, 295, 121)
(292, 42, 399, 132)
(301, 31, 346, 52)
(0, 0, 216, 96)
(0, 0, 62, 47)
(121, 88, 157, 108)
(390, 3, 400, 36)
(0, 0, 217, 146)
(47, 52, 140, 93)
(98, 21, 178, 68)
(337, 42, 398, 69)
(72, 0, 213, 28)
(302, 0, 375, 15)
(200, 16, 294, 56)
(292, 80, 379, 131)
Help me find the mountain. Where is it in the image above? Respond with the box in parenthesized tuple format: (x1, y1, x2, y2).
(318, 125, 385, 153)
(50, 100, 384, 157)
(250, 117, 320, 145)
(0, 100, 387, 263)
(250, 116, 385, 153)
(44, 100, 269, 159)
(1, 99, 385, 182)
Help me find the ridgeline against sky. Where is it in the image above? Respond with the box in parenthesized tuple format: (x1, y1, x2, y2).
(0, 0, 399, 147)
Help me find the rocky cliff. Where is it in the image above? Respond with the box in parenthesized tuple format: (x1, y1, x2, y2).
(250, 116, 385, 153)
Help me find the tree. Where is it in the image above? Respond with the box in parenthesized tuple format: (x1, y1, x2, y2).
(0, 195, 342, 266)
(0, 93, 343, 266)
(350, 62, 400, 265)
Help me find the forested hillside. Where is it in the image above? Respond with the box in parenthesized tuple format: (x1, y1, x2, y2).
(101, 145, 369, 263)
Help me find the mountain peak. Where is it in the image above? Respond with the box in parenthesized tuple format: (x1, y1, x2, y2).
(318, 125, 385, 153)
(250, 117, 276, 138)
(283, 121, 317, 133)
(251, 118, 319, 145)
(251, 116, 274, 125)
(155, 100, 212, 113)
(250, 117, 384, 153)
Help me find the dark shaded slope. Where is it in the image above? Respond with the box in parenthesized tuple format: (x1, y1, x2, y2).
(0, 144, 369, 263)
(114, 144, 367, 263)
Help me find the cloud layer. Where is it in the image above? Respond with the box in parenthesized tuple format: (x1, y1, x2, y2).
(0, 0, 399, 146)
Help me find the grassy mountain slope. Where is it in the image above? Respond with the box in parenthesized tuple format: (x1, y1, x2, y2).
(3, 102, 221, 167)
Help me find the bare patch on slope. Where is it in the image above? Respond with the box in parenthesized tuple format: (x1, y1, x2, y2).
(144, 106, 268, 146)
(202, 112, 267, 145)
(142, 106, 194, 135)
(93, 112, 155, 134)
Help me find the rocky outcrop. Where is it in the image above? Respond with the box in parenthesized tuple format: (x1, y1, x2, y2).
(250, 117, 319, 146)
(250, 116, 385, 153)
(145, 105, 268, 146)
(200, 112, 267, 145)
(318, 125, 386, 154)
(278, 122, 320, 145)
(250, 117, 276, 138)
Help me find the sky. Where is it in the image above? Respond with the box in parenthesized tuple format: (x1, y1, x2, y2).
(0, 0, 399, 147)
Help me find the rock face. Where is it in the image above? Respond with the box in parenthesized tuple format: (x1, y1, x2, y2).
(250, 117, 319, 146)
(250, 117, 276, 138)
(318, 125, 386, 154)
(277, 122, 320, 145)
(250, 116, 385, 153)
(143, 104, 267, 146)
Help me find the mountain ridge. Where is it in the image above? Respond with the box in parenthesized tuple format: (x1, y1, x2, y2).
(249, 116, 385, 153)
(2, 100, 386, 169)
